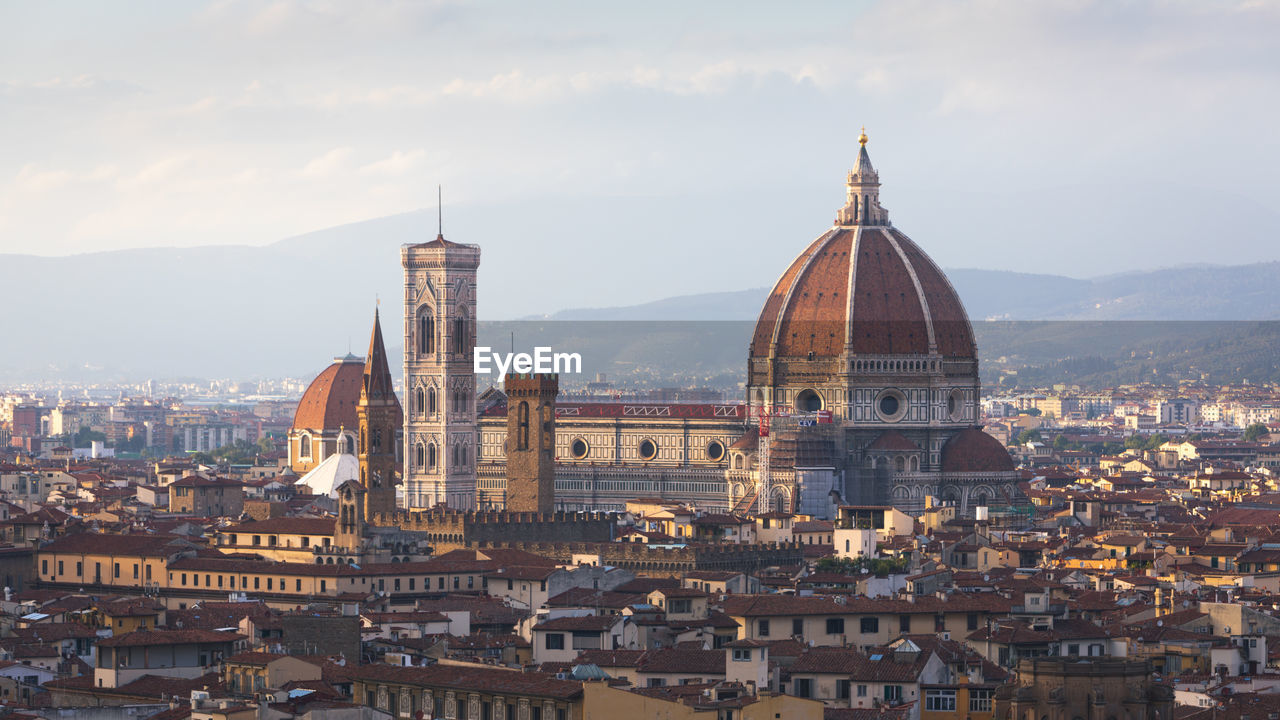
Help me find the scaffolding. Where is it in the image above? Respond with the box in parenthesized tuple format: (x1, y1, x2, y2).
(744, 406, 836, 515)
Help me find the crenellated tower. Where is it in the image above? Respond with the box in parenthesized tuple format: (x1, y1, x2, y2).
(503, 373, 558, 513)
(357, 308, 403, 516)
(402, 230, 480, 510)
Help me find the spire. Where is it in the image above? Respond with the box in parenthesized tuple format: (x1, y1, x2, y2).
(836, 128, 888, 227)
(852, 126, 876, 178)
(361, 307, 395, 403)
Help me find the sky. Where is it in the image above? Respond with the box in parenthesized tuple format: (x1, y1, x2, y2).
(3, 1, 1280, 284)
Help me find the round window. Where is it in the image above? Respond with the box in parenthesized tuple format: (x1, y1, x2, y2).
(948, 389, 965, 421)
(875, 389, 907, 423)
(880, 395, 899, 416)
(639, 439, 658, 461)
(571, 438, 589, 460)
(706, 440, 726, 462)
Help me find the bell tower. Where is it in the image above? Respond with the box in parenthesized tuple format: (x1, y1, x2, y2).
(402, 228, 480, 510)
(335, 479, 365, 551)
(503, 373, 558, 513)
(357, 308, 402, 517)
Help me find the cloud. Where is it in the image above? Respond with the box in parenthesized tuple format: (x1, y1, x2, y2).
(358, 149, 427, 177)
(117, 156, 190, 191)
(12, 164, 117, 193)
(299, 147, 354, 178)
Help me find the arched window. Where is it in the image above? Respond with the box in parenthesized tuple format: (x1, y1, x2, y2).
(452, 309, 468, 355)
(418, 311, 435, 355)
(415, 443, 425, 468)
(299, 435, 311, 458)
(428, 387, 437, 415)
(428, 443, 437, 470)
(415, 388, 425, 417)
(517, 402, 530, 450)
(461, 445, 468, 465)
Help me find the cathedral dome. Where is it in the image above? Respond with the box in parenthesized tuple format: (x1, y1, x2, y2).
(941, 428, 1015, 473)
(750, 226, 974, 361)
(292, 355, 365, 433)
(749, 136, 975, 390)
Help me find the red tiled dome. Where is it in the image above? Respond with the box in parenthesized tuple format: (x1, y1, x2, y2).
(941, 428, 1015, 473)
(751, 226, 975, 362)
(292, 356, 365, 432)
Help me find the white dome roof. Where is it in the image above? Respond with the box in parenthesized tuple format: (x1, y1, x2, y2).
(297, 452, 359, 498)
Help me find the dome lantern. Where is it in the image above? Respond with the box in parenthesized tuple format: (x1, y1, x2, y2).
(836, 128, 888, 227)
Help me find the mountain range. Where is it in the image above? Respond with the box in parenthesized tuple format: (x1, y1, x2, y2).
(2, 198, 1277, 385)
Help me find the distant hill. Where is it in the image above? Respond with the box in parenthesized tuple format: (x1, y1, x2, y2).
(1, 194, 1277, 384)
(541, 264, 1280, 322)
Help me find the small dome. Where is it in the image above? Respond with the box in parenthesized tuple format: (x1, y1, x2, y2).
(941, 429, 1015, 473)
(292, 356, 365, 433)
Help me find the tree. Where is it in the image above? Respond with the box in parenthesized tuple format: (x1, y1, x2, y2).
(211, 439, 265, 466)
(72, 426, 107, 449)
(1244, 423, 1268, 442)
(1016, 428, 1042, 445)
(1053, 435, 1070, 451)
(814, 555, 910, 576)
(1143, 433, 1168, 451)
(190, 451, 215, 466)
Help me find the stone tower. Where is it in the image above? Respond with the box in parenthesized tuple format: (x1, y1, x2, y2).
(402, 230, 480, 510)
(503, 373, 558, 513)
(334, 479, 365, 551)
(357, 308, 402, 516)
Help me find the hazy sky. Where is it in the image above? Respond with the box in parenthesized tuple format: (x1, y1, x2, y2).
(3, 1, 1279, 280)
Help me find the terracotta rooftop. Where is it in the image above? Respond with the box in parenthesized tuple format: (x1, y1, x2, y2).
(351, 664, 582, 701)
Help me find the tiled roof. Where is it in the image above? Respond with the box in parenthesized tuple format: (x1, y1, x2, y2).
(39, 532, 194, 557)
(97, 629, 244, 647)
(350, 664, 582, 701)
(574, 649, 645, 668)
(635, 648, 725, 675)
(533, 615, 620, 632)
(793, 520, 833, 533)
(791, 647, 866, 674)
(722, 595, 847, 617)
(222, 517, 336, 536)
